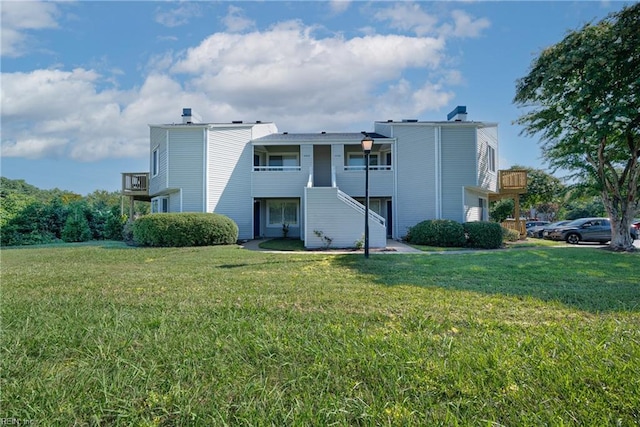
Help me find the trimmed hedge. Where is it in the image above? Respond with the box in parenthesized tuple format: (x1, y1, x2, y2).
(464, 221, 504, 249)
(406, 219, 466, 247)
(133, 213, 238, 247)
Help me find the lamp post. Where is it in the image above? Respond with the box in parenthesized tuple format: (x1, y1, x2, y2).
(361, 135, 373, 258)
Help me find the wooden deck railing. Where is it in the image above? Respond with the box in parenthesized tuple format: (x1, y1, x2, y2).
(499, 170, 527, 191)
(122, 172, 150, 196)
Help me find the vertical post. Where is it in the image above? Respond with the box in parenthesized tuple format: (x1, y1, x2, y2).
(361, 135, 373, 259)
(364, 151, 370, 259)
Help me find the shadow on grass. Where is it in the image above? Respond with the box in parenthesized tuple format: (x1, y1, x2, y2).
(1, 240, 134, 250)
(332, 247, 640, 313)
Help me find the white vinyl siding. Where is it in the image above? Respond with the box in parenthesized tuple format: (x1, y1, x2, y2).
(168, 128, 205, 212)
(440, 127, 477, 222)
(390, 125, 437, 238)
(304, 187, 386, 249)
(207, 126, 254, 239)
(149, 127, 168, 196)
(477, 126, 499, 192)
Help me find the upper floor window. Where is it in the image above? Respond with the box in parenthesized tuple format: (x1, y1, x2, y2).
(346, 153, 379, 170)
(487, 145, 496, 173)
(254, 152, 301, 171)
(152, 148, 159, 176)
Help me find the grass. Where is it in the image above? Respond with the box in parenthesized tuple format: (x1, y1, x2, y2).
(2, 242, 640, 425)
(258, 238, 306, 251)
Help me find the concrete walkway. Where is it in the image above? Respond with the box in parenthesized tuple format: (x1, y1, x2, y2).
(240, 238, 423, 253)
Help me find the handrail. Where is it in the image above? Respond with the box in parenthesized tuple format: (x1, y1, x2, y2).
(337, 189, 386, 226)
(343, 165, 393, 171)
(307, 166, 313, 188)
(122, 172, 150, 193)
(253, 166, 302, 172)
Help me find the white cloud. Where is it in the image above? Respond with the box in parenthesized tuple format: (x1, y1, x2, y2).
(373, 3, 438, 36)
(1, 137, 68, 159)
(154, 3, 201, 28)
(1, 1, 60, 57)
(442, 10, 491, 38)
(171, 21, 445, 115)
(1, 12, 473, 161)
(329, 0, 352, 14)
(372, 2, 490, 39)
(223, 5, 255, 33)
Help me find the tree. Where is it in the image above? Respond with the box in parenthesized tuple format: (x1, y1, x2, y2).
(61, 206, 92, 243)
(514, 4, 640, 251)
(509, 165, 564, 218)
(489, 198, 514, 223)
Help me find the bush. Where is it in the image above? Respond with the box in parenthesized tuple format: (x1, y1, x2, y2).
(61, 210, 92, 242)
(464, 221, 504, 249)
(406, 219, 466, 247)
(132, 213, 239, 247)
(502, 227, 521, 242)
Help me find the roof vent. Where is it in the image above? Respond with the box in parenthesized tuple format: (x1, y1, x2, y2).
(447, 105, 467, 121)
(256, 120, 262, 124)
(321, 131, 326, 134)
(232, 120, 243, 124)
(283, 132, 288, 135)
(387, 119, 393, 123)
(402, 119, 418, 123)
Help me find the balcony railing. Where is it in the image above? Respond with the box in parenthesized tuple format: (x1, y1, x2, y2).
(122, 172, 150, 197)
(253, 166, 302, 172)
(499, 170, 527, 192)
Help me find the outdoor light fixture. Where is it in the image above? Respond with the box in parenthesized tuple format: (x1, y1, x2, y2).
(361, 135, 374, 258)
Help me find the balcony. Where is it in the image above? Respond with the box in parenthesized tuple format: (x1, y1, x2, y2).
(122, 172, 151, 201)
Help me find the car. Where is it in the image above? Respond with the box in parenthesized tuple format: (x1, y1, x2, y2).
(525, 221, 550, 230)
(529, 220, 571, 238)
(632, 218, 640, 236)
(546, 217, 638, 244)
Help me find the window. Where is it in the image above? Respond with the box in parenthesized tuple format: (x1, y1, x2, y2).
(152, 148, 159, 176)
(267, 153, 299, 170)
(347, 153, 378, 169)
(151, 197, 169, 213)
(487, 145, 496, 173)
(479, 198, 485, 221)
(267, 200, 298, 226)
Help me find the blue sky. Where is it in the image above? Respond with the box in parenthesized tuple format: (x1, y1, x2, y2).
(1, 1, 634, 195)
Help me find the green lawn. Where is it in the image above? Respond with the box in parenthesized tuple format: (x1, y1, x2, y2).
(2, 242, 639, 426)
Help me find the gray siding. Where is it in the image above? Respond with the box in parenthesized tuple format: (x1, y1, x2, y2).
(207, 127, 253, 239)
(149, 127, 168, 196)
(168, 128, 205, 212)
(464, 188, 487, 222)
(440, 127, 477, 222)
(393, 126, 437, 238)
(252, 171, 307, 197)
(476, 126, 498, 192)
(304, 187, 386, 248)
(335, 170, 394, 197)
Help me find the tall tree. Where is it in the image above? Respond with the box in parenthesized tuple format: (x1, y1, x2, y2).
(514, 4, 640, 250)
(509, 165, 564, 217)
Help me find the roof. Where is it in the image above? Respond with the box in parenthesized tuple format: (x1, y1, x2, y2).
(149, 121, 274, 128)
(252, 132, 390, 144)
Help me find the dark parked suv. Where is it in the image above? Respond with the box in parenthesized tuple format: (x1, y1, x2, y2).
(546, 217, 638, 244)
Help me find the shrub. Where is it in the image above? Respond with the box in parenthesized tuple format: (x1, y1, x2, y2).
(502, 227, 521, 242)
(406, 219, 466, 247)
(464, 221, 504, 249)
(61, 210, 92, 242)
(132, 213, 238, 247)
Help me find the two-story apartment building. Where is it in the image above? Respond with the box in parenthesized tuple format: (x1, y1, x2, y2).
(125, 107, 498, 249)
